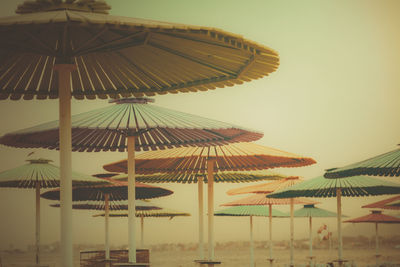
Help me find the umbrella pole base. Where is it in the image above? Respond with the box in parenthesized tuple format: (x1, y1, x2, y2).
(194, 259, 222, 266)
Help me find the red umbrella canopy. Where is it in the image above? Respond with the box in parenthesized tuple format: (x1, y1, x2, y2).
(362, 195, 400, 210)
(226, 176, 303, 195)
(103, 143, 316, 174)
(0, 98, 263, 151)
(40, 180, 173, 201)
(344, 210, 400, 224)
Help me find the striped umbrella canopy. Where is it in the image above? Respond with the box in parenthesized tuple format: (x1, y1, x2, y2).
(362, 195, 400, 210)
(344, 210, 400, 267)
(0, 158, 106, 265)
(294, 204, 339, 266)
(215, 205, 288, 267)
(267, 175, 400, 266)
(103, 142, 315, 263)
(0, 0, 279, 264)
(50, 200, 161, 211)
(226, 176, 303, 195)
(324, 146, 400, 178)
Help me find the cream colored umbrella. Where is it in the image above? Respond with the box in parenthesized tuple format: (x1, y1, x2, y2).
(103, 143, 316, 263)
(0, 0, 280, 265)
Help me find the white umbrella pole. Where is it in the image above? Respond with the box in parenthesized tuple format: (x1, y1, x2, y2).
(127, 136, 136, 263)
(268, 204, 273, 267)
(207, 159, 215, 260)
(336, 188, 343, 266)
(35, 182, 40, 265)
(198, 176, 204, 259)
(250, 215, 254, 267)
(290, 198, 294, 267)
(309, 216, 313, 266)
(140, 217, 144, 248)
(105, 193, 110, 260)
(55, 64, 75, 267)
(375, 223, 379, 267)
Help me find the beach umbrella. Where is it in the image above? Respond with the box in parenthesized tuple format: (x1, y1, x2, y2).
(215, 205, 288, 267)
(104, 142, 316, 263)
(0, 97, 263, 265)
(41, 180, 173, 262)
(267, 175, 400, 267)
(293, 204, 338, 266)
(222, 191, 317, 267)
(50, 199, 161, 211)
(0, 0, 280, 265)
(324, 145, 400, 178)
(0, 158, 106, 265)
(94, 208, 191, 248)
(362, 195, 400, 210)
(344, 210, 400, 267)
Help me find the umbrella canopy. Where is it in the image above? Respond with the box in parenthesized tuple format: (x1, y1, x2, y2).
(103, 142, 316, 173)
(50, 200, 161, 211)
(324, 146, 400, 178)
(386, 199, 400, 208)
(362, 195, 400, 210)
(221, 193, 317, 206)
(226, 176, 303, 195)
(40, 180, 173, 201)
(112, 171, 287, 184)
(214, 205, 288, 217)
(0, 0, 279, 100)
(294, 204, 338, 218)
(0, 98, 263, 152)
(344, 210, 400, 224)
(0, 158, 107, 188)
(94, 208, 191, 218)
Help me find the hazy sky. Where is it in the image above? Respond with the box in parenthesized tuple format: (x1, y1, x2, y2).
(0, 0, 399, 250)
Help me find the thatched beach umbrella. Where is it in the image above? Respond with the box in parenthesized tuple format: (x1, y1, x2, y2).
(324, 145, 400, 178)
(267, 175, 400, 267)
(344, 210, 400, 267)
(293, 204, 338, 266)
(0, 158, 105, 265)
(0, 0, 279, 264)
(104, 142, 316, 263)
(215, 205, 288, 267)
(42, 180, 172, 262)
(362, 195, 400, 210)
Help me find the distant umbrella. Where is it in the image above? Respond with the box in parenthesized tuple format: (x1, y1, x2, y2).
(385, 199, 400, 208)
(50, 200, 161, 211)
(0, 158, 105, 265)
(268, 175, 400, 266)
(362, 195, 400, 210)
(324, 146, 400, 178)
(294, 204, 339, 266)
(215, 205, 288, 267)
(344, 210, 400, 267)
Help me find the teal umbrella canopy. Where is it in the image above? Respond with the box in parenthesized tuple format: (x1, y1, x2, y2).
(0, 158, 107, 188)
(214, 205, 288, 217)
(267, 175, 400, 198)
(0, 98, 262, 152)
(293, 204, 339, 218)
(324, 146, 400, 178)
(50, 199, 161, 211)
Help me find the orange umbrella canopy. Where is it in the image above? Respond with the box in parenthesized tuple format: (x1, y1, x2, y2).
(344, 210, 400, 224)
(226, 176, 303, 195)
(103, 142, 316, 174)
(221, 193, 318, 206)
(362, 195, 400, 210)
(0, 0, 279, 100)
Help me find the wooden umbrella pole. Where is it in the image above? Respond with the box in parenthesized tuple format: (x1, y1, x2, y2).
(55, 63, 75, 267)
(105, 193, 110, 260)
(35, 182, 40, 265)
(268, 204, 273, 267)
(198, 176, 204, 260)
(290, 198, 294, 267)
(127, 135, 136, 263)
(375, 223, 379, 267)
(336, 188, 343, 266)
(250, 215, 254, 267)
(207, 159, 215, 260)
(140, 217, 144, 248)
(309, 216, 313, 266)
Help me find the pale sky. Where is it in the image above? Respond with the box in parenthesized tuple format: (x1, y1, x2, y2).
(0, 0, 399, 250)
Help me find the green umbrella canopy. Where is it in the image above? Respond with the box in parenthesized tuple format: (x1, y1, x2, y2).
(50, 200, 161, 211)
(40, 180, 173, 201)
(0, 98, 263, 152)
(111, 171, 286, 184)
(324, 146, 400, 178)
(267, 175, 400, 198)
(0, 158, 107, 188)
(214, 205, 288, 217)
(93, 208, 191, 218)
(293, 204, 340, 218)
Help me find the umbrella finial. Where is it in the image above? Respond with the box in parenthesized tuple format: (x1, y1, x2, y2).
(16, 0, 111, 14)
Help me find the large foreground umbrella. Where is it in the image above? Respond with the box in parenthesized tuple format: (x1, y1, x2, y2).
(344, 210, 400, 267)
(293, 204, 338, 266)
(267, 175, 400, 266)
(324, 145, 400, 178)
(0, 97, 263, 264)
(0, 158, 105, 265)
(42, 180, 172, 262)
(0, 0, 279, 265)
(215, 205, 288, 267)
(362, 195, 400, 210)
(104, 142, 316, 262)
